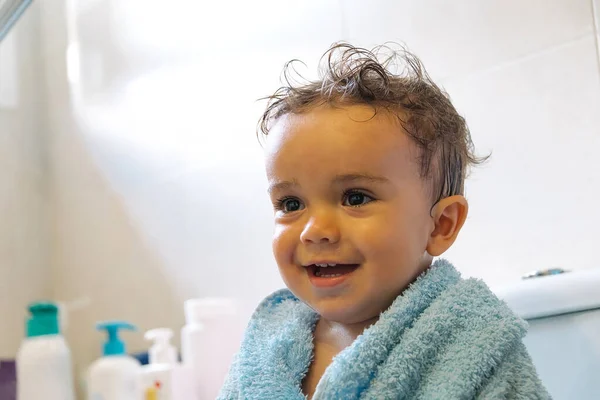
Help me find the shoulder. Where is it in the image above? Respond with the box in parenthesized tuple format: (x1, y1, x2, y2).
(248, 288, 316, 330)
(256, 288, 300, 310)
(422, 259, 528, 342)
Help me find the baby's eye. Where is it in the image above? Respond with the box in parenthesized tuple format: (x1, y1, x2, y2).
(342, 191, 374, 207)
(276, 197, 304, 213)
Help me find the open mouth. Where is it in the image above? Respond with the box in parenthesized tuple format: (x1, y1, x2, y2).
(307, 263, 360, 278)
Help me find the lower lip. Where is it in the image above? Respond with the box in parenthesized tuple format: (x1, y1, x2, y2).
(307, 265, 359, 288)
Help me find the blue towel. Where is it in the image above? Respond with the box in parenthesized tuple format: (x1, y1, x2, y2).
(218, 259, 550, 399)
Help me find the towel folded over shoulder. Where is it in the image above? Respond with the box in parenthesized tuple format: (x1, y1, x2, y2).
(218, 259, 550, 399)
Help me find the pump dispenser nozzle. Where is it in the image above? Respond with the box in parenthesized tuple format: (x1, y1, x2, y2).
(96, 321, 136, 356)
(144, 328, 177, 365)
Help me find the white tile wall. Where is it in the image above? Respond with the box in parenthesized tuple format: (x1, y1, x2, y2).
(51, 137, 189, 370)
(594, 0, 600, 63)
(0, 33, 18, 108)
(0, 1, 50, 358)
(441, 34, 600, 284)
(343, 0, 595, 81)
(0, 2, 46, 176)
(71, 0, 345, 100)
(0, 163, 50, 358)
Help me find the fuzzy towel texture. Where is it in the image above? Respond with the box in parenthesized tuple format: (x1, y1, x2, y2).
(218, 259, 550, 399)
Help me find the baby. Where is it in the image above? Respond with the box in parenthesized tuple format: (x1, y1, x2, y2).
(219, 43, 549, 399)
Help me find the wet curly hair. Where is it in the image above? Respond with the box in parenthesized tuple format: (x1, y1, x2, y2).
(258, 42, 488, 206)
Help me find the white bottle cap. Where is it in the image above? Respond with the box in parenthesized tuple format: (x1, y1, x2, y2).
(144, 328, 177, 365)
(184, 298, 236, 325)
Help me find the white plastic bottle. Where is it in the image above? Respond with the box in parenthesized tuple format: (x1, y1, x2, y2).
(87, 321, 142, 400)
(16, 302, 76, 400)
(181, 298, 239, 399)
(139, 328, 196, 400)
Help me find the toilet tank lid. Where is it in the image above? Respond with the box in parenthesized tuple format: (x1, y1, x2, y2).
(493, 267, 600, 320)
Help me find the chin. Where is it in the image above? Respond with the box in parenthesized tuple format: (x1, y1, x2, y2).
(309, 297, 377, 325)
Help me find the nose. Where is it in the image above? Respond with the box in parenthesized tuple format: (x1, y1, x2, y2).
(300, 211, 340, 245)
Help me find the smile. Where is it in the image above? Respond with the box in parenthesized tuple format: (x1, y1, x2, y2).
(306, 263, 360, 288)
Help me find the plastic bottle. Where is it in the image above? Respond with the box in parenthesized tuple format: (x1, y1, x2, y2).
(16, 302, 76, 400)
(181, 298, 239, 399)
(146, 328, 178, 366)
(87, 321, 142, 400)
(140, 328, 196, 400)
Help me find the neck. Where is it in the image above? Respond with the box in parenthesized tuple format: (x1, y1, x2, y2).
(315, 315, 379, 350)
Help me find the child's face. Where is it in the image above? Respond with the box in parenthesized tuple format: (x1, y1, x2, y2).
(265, 105, 435, 325)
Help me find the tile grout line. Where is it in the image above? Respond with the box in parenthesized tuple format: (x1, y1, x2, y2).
(441, 32, 594, 86)
(591, 0, 600, 77)
(338, 0, 348, 41)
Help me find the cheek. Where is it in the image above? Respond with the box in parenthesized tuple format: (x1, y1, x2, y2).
(351, 212, 426, 258)
(272, 224, 305, 291)
(272, 223, 297, 265)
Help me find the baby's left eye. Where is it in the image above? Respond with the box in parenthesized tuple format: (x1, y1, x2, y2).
(342, 191, 374, 207)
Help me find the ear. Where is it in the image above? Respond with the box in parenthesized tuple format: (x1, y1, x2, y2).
(426, 195, 469, 257)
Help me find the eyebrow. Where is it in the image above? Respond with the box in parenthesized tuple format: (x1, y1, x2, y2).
(267, 173, 390, 194)
(332, 173, 390, 185)
(268, 179, 299, 195)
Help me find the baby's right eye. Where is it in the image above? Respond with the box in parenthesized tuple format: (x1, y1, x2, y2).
(276, 197, 304, 213)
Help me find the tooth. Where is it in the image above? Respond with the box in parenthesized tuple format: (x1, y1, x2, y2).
(327, 263, 336, 267)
